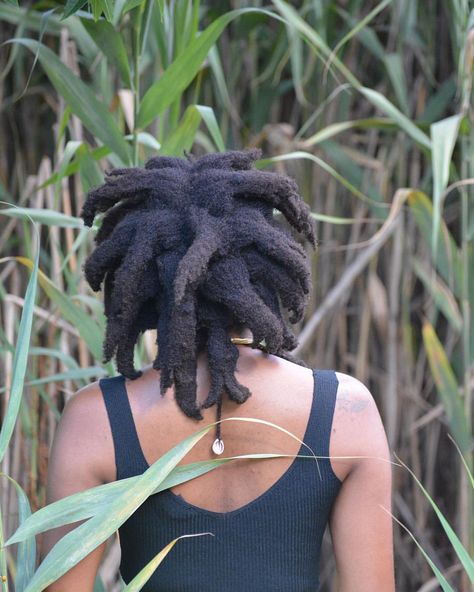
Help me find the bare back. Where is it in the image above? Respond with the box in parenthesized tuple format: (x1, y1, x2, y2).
(94, 345, 351, 513)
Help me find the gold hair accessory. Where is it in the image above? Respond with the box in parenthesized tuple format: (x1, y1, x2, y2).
(230, 337, 254, 345)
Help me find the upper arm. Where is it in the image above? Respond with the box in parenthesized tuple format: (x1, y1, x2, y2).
(329, 374, 395, 592)
(42, 382, 115, 592)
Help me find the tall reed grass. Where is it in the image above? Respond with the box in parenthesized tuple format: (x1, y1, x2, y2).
(0, 1, 473, 590)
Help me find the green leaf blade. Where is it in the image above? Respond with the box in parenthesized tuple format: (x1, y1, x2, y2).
(123, 534, 213, 591)
(13, 257, 104, 361)
(359, 87, 431, 149)
(422, 322, 470, 453)
(22, 424, 215, 591)
(430, 114, 462, 256)
(2, 476, 36, 592)
(9, 38, 132, 165)
(138, 8, 268, 128)
(81, 17, 132, 88)
(0, 236, 39, 462)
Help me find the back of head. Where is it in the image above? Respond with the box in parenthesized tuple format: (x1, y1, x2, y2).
(80, 149, 316, 419)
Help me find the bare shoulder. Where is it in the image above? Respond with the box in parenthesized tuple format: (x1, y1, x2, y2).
(58, 379, 109, 447)
(49, 378, 115, 487)
(61, 379, 104, 417)
(61, 380, 110, 422)
(330, 372, 391, 481)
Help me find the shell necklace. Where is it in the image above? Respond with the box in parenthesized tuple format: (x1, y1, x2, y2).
(211, 336, 255, 455)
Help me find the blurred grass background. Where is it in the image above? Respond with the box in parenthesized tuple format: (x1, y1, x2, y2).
(0, 0, 473, 590)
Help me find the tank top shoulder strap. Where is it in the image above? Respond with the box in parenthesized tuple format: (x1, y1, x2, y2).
(304, 369, 339, 469)
(99, 375, 148, 480)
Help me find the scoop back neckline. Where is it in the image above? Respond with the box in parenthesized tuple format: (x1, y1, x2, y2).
(118, 368, 320, 517)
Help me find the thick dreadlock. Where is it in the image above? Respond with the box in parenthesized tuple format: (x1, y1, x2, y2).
(80, 149, 316, 421)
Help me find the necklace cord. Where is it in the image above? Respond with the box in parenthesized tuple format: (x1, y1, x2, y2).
(215, 395, 222, 440)
(211, 335, 259, 454)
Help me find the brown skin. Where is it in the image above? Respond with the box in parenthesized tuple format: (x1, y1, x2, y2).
(42, 338, 395, 591)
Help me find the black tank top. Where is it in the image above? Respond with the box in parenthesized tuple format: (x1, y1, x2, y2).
(99, 368, 342, 591)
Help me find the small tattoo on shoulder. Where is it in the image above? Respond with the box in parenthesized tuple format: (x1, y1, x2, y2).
(337, 387, 370, 413)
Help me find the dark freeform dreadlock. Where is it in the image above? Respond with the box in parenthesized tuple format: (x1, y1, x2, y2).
(80, 149, 316, 420)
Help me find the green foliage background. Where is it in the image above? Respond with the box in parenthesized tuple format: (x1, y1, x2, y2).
(0, 0, 473, 590)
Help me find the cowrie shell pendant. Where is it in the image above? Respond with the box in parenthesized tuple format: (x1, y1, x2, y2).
(212, 438, 225, 455)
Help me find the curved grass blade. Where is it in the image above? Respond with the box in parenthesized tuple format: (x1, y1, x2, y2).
(5, 454, 307, 545)
(0, 367, 108, 395)
(430, 114, 462, 257)
(81, 16, 131, 87)
(0, 5, 27, 83)
(10, 257, 103, 361)
(28, 347, 82, 369)
(207, 46, 234, 117)
(160, 105, 224, 155)
(384, 53, 409, 114)
(310, 212, 368, 225)
(122, 534, 213, 591)
(1, 208, 83, 228)
(0, 209, 39, 463)
(0, 475, 36, 592)
(121, 0, 146, 16)
(37, 146, 110, 190)
(124, 132, 161, 152)
(447, 434, 474, 490)
(422, 322, 470, 453)
(159, 105, 202, 155)
(0, 508, 7, 592)
(195, 106, 225, 152)
(53, 140, 83, 189)
(380, 506, 455, 592)
(325, 0, 393, 80)
(301, 118, 395, 147)
(407, 191, 463, 296)
(257, 150, 372, 205)
(62, 0, 88, 20)
(0, 4, 62, 34)
(7, 413, 340, 548)
(272, 0, 431, 149)
(22, 423, 218, 591)
(359, 87, 431, 149)
(336, 6, 385, 61)
(271, 0, 358, 85)
(285, 19, 305, 105)
(77, 144, 106, 192)
(7, 39, 131, 165)
(138, 8, 275, 128)
(411, 258, 463, 331)
(394, 453, 474, 584)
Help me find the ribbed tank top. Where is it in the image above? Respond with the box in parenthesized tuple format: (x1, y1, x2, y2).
(99, 368, 343, 592)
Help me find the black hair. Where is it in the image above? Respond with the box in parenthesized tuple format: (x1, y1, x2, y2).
(80, 149, 316, 420)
